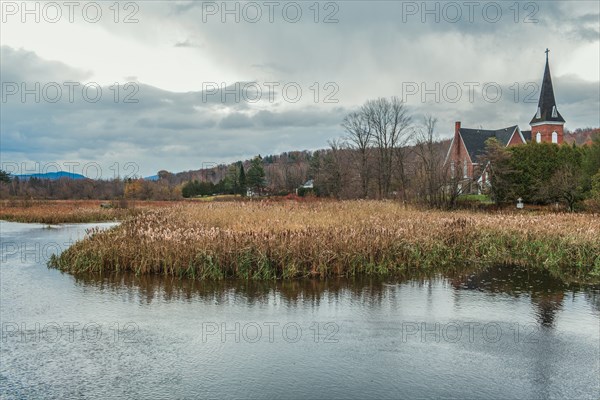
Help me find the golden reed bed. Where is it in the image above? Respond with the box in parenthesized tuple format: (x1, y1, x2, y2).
(0, 199, 178, 224)
(49, 201, 600, 282)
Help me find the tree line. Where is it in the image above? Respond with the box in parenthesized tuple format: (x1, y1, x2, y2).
(1, 96, 598, 210)
(180, 157, 266, 198)
(310, 97, 461, 207)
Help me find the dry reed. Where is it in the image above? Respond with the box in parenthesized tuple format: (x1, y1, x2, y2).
(0, 200, 177, 224)
(48, 201, 600, 282)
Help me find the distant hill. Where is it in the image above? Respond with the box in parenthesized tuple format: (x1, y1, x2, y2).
(12, 172, 161, 181)
(15, 171, 87, 180)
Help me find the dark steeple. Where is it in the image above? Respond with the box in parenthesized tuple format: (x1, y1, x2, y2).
(530, 49, 565, 125)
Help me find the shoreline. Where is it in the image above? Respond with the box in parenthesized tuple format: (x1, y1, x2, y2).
(45, 201, 600, 284)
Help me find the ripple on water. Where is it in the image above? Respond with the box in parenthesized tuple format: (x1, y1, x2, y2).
(1, 222, 598, 399)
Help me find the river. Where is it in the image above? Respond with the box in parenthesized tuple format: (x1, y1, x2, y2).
(1, 221, 598, 399)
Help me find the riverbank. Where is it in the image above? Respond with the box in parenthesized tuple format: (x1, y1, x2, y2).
(48, 201, 600, 283)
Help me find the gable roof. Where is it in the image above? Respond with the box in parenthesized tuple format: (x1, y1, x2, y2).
(459, 126, 519, 162)
(530, 53, 565, 125)
(521, 130, 532, 142)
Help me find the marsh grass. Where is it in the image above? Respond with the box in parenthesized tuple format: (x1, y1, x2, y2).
(48, 201, 600, 282)
(0, 200, 177, 224)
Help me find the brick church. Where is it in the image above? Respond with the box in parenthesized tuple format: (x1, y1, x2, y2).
(446, 50, 566, 190)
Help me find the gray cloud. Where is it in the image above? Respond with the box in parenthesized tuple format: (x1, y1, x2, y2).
(218, 113, 253, 130)
(0, 46, 348, 175)
(1, 1, 598, 176)
(174, 39, 203, 48)
(568, 26, 600, 42)
(251, 62, 294, 75)
(1, 46, 92, 83)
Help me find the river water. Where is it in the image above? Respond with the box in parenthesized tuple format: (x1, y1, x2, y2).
(1, 221, 599, 399)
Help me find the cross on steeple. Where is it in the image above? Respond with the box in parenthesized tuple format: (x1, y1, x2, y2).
(545, 48, 550, 61)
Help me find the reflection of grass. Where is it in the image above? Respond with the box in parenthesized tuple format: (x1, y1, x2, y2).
(49, 201, 600, 283)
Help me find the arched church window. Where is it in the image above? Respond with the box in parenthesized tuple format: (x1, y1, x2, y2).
(536, 132, 541, 143)
(552, 131, 558, 143)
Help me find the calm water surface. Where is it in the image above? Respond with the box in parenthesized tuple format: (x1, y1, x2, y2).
(1, 221, 599, 399)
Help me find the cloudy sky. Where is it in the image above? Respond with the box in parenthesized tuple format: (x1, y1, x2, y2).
(1, 1, 598, 177)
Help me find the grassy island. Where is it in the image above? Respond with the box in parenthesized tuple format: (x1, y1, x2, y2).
(47, 201, 600, 283)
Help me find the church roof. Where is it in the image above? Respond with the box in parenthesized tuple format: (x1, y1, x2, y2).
(459, 126, 519, 162)
(530, 51, 565, 125)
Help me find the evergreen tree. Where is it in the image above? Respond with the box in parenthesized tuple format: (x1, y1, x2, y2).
(223, 164, 239, 194)
(181, 180, 216, 197)
(582, 135, 600, 191)
(238, 161, 246, 195)
(590, 172, 600, 207)
(0, 170, 11, 183)
(483, 140, 589, 209)
(246, 156, 265, 194)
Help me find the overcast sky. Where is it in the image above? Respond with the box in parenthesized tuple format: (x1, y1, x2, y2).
(1, 0, 599, 177)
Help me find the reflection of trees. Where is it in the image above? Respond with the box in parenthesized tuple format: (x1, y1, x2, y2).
(448, 266, 578, 328)
(446, 265, 599, 398)
(583, 290, 600, 314)
(71, 266, 598, 327)
(531, 292, 564, 327)
(71, 272, 396, 307)
(70, 269, 449, 308)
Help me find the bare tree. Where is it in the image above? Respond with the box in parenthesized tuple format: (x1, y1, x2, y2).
(481, 138, 516, 204)
(342, 111, 372, 198)
(314, 139, 354, 198)
(413, 115, 445, 207)
(363, 97, 412, 198)
(544, 164, 584, 212)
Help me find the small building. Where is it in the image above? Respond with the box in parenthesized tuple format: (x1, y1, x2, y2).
(295, 179, 314, 195)
(301, 179, 314, 189)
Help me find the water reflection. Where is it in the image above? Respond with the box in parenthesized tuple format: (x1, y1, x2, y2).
(69, 271, 394, 307)
(69, 266, 599, 325)
(448, 266, 585, 328)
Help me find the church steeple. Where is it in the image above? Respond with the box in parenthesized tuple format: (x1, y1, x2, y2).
(530, 49, 565, 144)
(530, 49, 565, 125)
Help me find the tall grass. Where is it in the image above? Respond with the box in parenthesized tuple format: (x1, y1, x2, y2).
(0, 200, 177, 224)
(48, 201, 600, 282)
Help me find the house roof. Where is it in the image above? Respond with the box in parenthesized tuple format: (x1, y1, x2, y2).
(459, 126, 519, 162)
(530, 52, 565, 125)
(521, 130, 532, 142)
